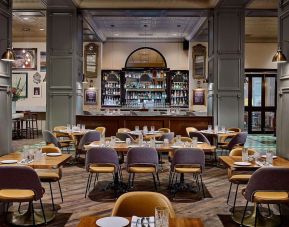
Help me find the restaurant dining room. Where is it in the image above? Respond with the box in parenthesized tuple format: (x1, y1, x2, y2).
(1, 0, 289, 226)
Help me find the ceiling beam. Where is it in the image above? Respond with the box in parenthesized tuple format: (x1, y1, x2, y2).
(245, 9, 277, 17)
(185, 17, 207, 41)
(82, 11, 106, 42)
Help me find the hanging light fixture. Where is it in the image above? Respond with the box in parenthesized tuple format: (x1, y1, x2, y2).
(1, 47, 15, 62)
(272, 47, 287, 63)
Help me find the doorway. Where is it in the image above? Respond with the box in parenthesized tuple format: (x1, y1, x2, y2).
(244, 70, 277, 134)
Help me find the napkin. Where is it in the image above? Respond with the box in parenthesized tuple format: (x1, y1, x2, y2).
(255, 161, 273, 167)
(131, 216, 154, 227)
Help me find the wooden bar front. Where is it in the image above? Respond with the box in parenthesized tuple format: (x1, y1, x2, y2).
(76, 114, 213, 137)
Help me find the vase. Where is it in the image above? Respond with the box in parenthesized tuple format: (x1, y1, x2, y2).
(12, 101, 16, 114)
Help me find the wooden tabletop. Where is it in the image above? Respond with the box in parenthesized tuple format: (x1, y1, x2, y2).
(199, 130, 238, 138)
(85, 141, 216, 153)
(219, 156, 289, 170)
(0, 152, 72, 169)
(78, 216, 204, 227)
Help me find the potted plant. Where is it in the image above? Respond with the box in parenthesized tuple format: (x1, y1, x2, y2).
(10, 78, 25, 114)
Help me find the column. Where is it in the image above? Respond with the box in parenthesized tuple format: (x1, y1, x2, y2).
(0, 0, 12, 155)
(46, 1, 83, 130)
(276, 0, 289, 159)
(207, 1, 248, 128)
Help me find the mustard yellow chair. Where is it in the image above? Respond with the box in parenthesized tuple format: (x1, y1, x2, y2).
(158, 128, 170, 133)
(227, 148, 256, 213)
(186, 127, 198, 137)
(36, 146, 63, 210)
(172, 137, 193, 143)
(117, 128, 131, 133)
(95, 127, 106, 137)
(111, 191, 176, 218)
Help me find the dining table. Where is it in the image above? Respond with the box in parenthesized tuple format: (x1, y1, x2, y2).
(0, 151, 72, 226)
(198, 129, 238, 145)
(219, 155, 289, 227)
(77, 216, 204, 227)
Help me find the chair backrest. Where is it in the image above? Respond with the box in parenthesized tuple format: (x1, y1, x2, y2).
(227, 127, 241, 132)
(41, 146, 61, 153)
(158, 128, 171, 133)
(0, 166, 44, 201)
(111, 191, 176, 218)
(95, 127, 106, 137)
(116, 132, 135, 142)
(42, 130, 61, 148)
(172, 148, 205, 171)
(127, 147, 158, 170)
(78, 130, 101, 149)
(186, 127, 198, 137)
(85, 147, 119, 172)
(157, 132, 175, 142)
(173, 137, 193, 143)
(244, 167, 289, 202)
(227, 132, 248, 150)
(188, 131, 210, 145)
(229, 148, 256, 156)
(117, 128, 131, 133)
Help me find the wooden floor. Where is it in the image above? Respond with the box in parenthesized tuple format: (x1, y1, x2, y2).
(1, 160, 248, 227)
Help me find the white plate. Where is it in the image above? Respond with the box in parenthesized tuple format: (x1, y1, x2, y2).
(0, 160, 18, 164)
(128, 144, 140, 148)
(234, 161, 251, 166)
(88, 144, 101, 148)
(96, 217, 129, 227)
(46, 153, 62, 157)
(170, 145, 183, 149)
(261, 155, 277, 159)
(197, 141, 204, 144)
(227, 131, 235, 133)
(115, 140, 125, 143)
(155, 141, 163, 144)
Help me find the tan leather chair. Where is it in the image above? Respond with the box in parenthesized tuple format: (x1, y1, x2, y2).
(36, 146, 63, 210)
(186, 127, 198, 137)
(158, 128, 170, 133)
(111, 191, 175, 218)
(227, 148, 256, 213)
(117, 128, 131, 133)
(219, 127, 241, 145)
(95, 127, 106, 137)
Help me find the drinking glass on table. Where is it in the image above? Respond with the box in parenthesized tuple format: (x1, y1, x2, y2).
(176, 135, 181, 145)
(81, 124, 86, 131)
(66, 124, 71, 132)
(126, 138, 131, 146)
(139, 134, 143, 146)
(214, 125, 218, 133)
(151, 125, 155, 132)
(191, 137, 198, 147)
(221, 126, 226, 132)
(155, 207, 169, 227)
(135, 125, 139, 132)
(143, 126, 148, 134)
(242, 148, 249, 162)
(110, 136, 116, 146)
(163, 138, 169, 147)
(266, 150, 274, 165)
(207, 125, 212, 132)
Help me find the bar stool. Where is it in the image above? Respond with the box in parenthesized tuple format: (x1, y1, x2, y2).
(21, 112, 39, 139)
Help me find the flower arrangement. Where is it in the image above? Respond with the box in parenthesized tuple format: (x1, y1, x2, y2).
(10, 78, 25, 101)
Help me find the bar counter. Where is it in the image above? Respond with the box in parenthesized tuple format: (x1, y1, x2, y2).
(76, 111, 213, 136)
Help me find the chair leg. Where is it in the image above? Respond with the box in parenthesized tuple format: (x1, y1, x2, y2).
(232, 184, 239, 213)
(58, 180, 64, 203)
(85, 173, 92, 198)
(39, 198, 46, 224)
(127, 173, 132, 191)
(267, 204, 271, 216)
(278, 204, 282, 224)
(31, 201, 35, 226)
(132, 173, 135, 187)
(49, 182, 55, 211)
(226, 182, 233, 205)
(199, 175, 205, 198)
(254, 204, 259, 227)
(241, 201, 249, 226)
(94, 173, 98, 187)
(156, 172, 160, 186)
(18, 202, 21, 213)
(152, 173, 158, 191)
(168, 171, 172, 188)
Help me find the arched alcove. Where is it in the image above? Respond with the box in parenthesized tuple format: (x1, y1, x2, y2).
(125, 47, 167, 68)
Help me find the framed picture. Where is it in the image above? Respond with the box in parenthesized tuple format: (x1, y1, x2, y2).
(84, 87, 97, 105)
(192, 44, 206, 79)
(40, 51, 46, 72)
(12, 48, 37, 70)
(193, 89, 206, 105)
(32, 85, 41, 98)
(12, 72, 28, 98)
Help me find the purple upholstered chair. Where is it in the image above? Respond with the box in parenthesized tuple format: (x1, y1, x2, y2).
(157, 132, 175, 142)
(76, 130, 101, 158)
(219, 132, 248, 151)
(126, 147, 159, 191)
(170, 148, 206, 197)
(42, 130, 61, 147)
(188, 131, 210, 145)
(84, 147, 120, 198)
(241, 167, 289, 226)
(0, 166, 46, 225)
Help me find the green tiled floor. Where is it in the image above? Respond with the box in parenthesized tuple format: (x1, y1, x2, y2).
(244, 134, 276, 154)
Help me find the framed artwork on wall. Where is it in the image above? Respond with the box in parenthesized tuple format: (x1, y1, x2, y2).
(12, 72, 28, 98)
(84, 43, 98, 78)
(32, 85, 41, 98)
(193, 89, 206, 106)
(84, 87, 97, 105)
(12, 48, 37, 70)
(192, 44, 206, 80)
(40, 51, 46, 72)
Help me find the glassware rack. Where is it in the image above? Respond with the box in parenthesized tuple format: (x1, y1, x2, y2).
(169, 70, 189, 107)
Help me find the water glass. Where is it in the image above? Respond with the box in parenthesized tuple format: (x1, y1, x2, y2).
(192, 137, 198, 147)
(66, 124, 71, 132)
(214, 125, 219, 133)
(221, 126, 226, 132)
(242, 148, 249, 162)
(164, 139, 169, 147)
(34, 149, 43, 161)
(150, 138, 155, 147)
(100, 135, 105, 145)
(176, 135, 181, 145)
(126, 138, 131, 145)
(81, 124, 86, 131)
(151, 125, 155, 132)
(135, 125, 139, 132)
(208, 125, 212, 132)
(110, 136, 116, 146)
(155, 207, 169, 227)
(139, 134, 144, 146)
(143, 126, 148, 134)
(266, 150, 273, 165)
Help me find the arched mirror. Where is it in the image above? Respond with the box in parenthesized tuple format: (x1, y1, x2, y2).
(125, 47, 167, 68)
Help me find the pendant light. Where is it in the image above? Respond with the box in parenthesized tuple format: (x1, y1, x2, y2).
(272, 47, 287, 63)
(1, 47, 15, 62)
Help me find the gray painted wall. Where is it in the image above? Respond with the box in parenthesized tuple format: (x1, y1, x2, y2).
(0, 0, 12, 156)
(46, 2, 83, 130)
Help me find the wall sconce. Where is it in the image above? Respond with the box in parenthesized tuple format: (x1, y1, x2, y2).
(1, 48, 15, 62)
